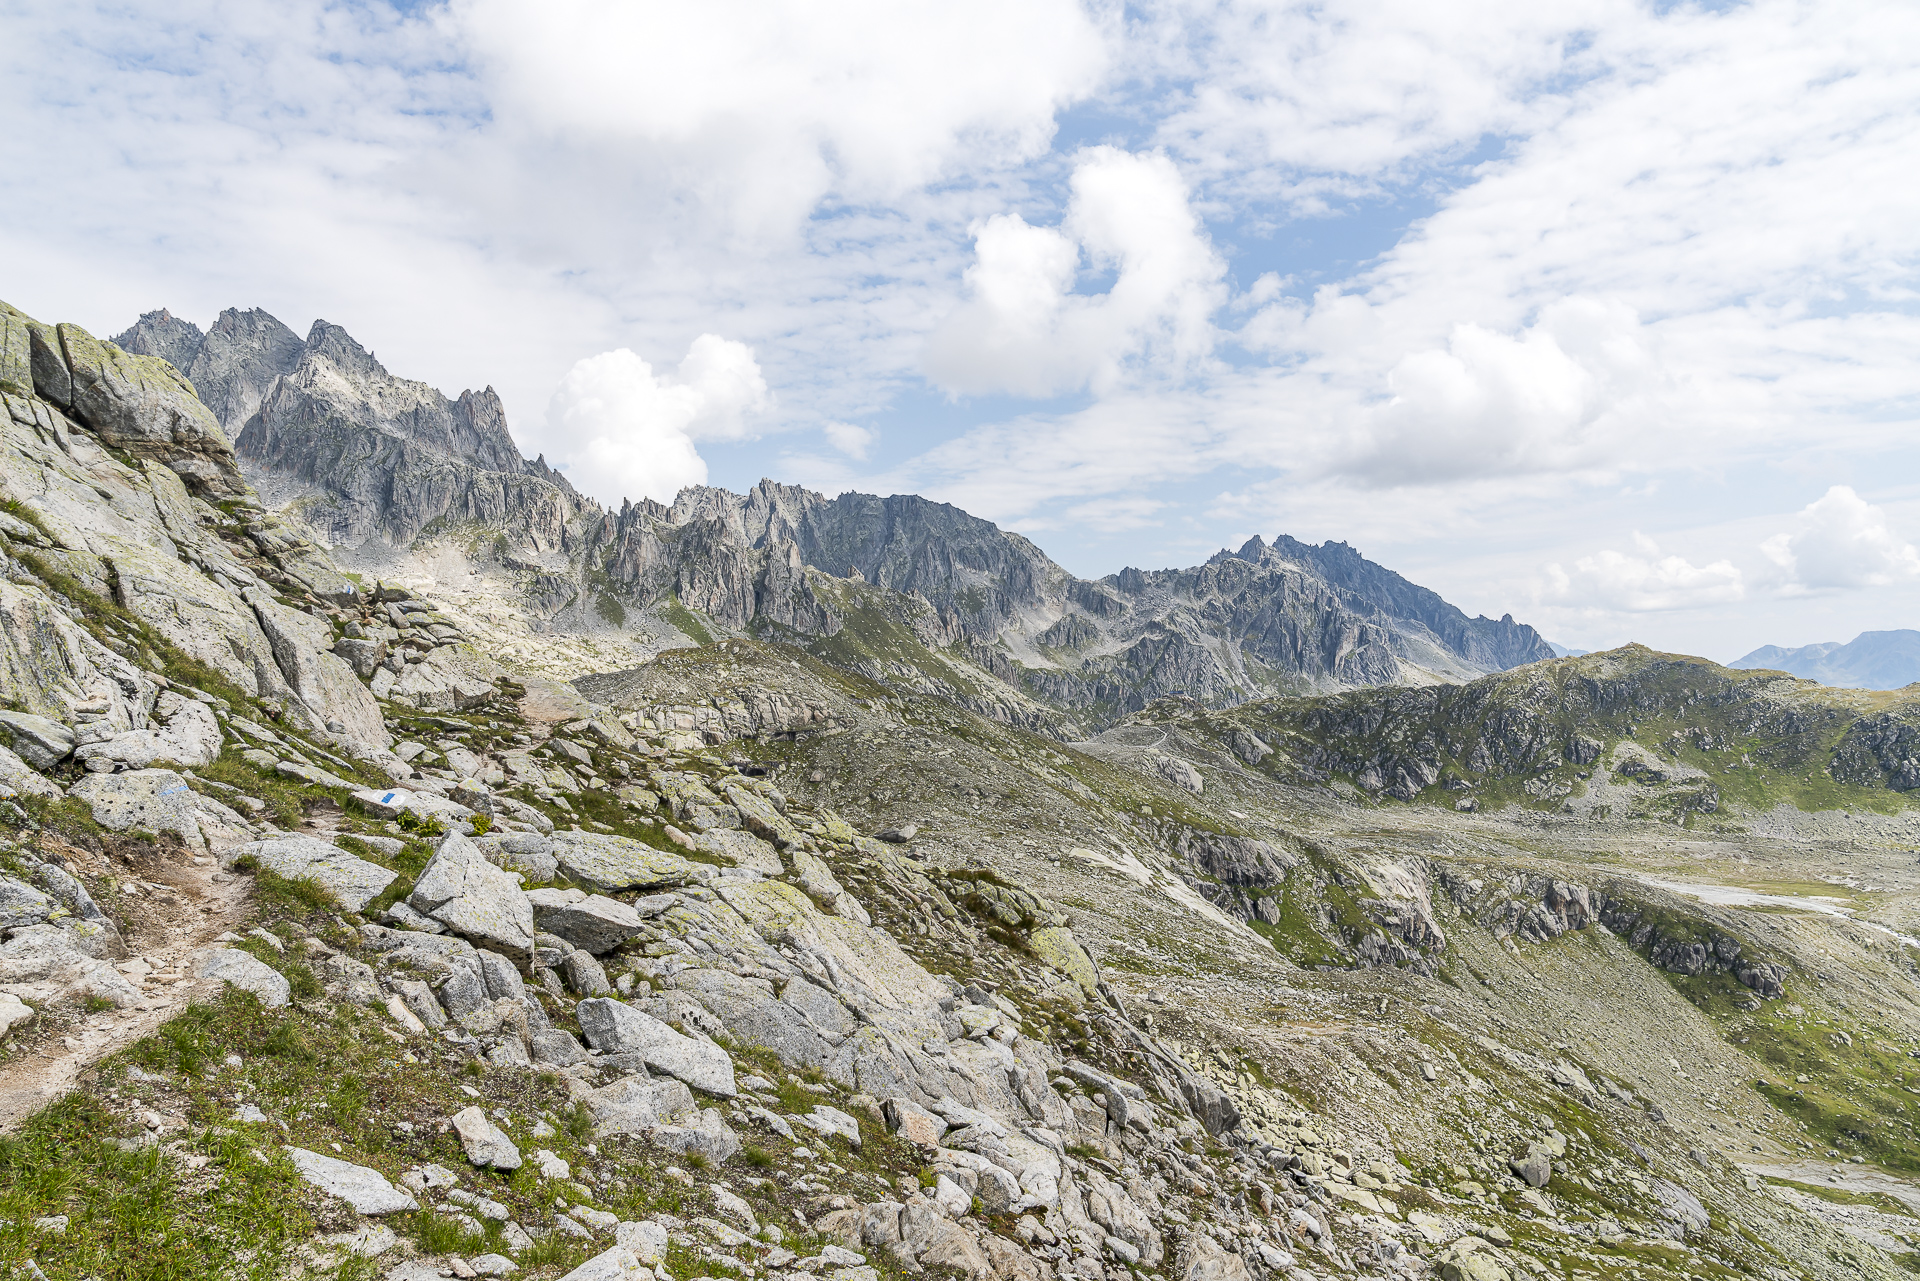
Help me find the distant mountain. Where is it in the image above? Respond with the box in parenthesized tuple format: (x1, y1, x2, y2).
(1548, 642, 1592, 658)
(114, 304, 1558, 731)
(1730, 630, 1920, 690)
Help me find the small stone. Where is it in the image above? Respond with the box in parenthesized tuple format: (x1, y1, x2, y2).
(451, 1105, 523, 1170)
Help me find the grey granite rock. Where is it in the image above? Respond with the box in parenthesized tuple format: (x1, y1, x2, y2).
(584, 1075, 697, 1137)
(226, 836, 397, 912)
(0, 712, 73, 769)
(575, 998, 737, 1096)
(0, 877, 57, 929)
(649, 1107, 741, 1164)
(285, 1147, 418, 1214)
(451, 1105, 522, 1170)
(198, 949, 291, 1007)
(408, 832, 535, 953)
(68, 769, 249, 851)
(526, 888, 645, 954)
(0, 745, 61, 800)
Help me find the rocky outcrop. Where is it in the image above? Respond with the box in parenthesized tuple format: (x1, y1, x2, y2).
(1832, 707, 1920, 791)
(6, 303, 244, 497)
(1597, 898, 1790, 998)
(1197, 644, 1887, 804)
(1439, 868, 1791, 999)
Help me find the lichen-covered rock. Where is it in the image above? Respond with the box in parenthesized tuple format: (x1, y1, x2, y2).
(0, 711, 73, 770)
(1027, 926, 1100, 999)
(409, 832, 536, 954)
(47, 319, 244, 496)
(692, 827, 782, 875)
(550, 831, 699, 892)
(228, 836, 397, 912)
(0, 876, 58, 929)
(68, 769, 251, 851)
(0, 744, 62, 800)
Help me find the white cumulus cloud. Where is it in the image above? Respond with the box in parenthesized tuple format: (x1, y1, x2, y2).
(1339, 297, 1664, 486)
(924, 147, 1226, 398)
(543, 336, 769, 507)
(1761, 486, 1920, 592)
(823, 421, 874, 460)
(1548, 534, 1743, 612)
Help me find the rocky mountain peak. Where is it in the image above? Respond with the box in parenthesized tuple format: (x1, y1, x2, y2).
(114, 307, 204, 373)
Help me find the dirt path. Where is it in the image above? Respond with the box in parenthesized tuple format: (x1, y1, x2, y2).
(0, 838, 260, 1132)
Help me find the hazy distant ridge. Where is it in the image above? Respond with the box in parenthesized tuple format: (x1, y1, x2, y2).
(1730, 629, 1920, 690)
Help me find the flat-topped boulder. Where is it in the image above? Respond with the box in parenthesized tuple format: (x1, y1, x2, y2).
(226, 836, 397, 912)
(550, 831, 701, 892)
(525, 888, 646, 954)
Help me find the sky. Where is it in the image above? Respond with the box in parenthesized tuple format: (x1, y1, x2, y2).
(4, 0, 1919, 662)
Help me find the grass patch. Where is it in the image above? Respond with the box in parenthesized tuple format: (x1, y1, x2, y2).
(0, 1091, 315, 1278)
(1696, 992, 1920, 1169)
(659, 594, 714, 647)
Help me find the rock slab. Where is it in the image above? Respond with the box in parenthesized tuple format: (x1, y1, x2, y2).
(285, 1147, 418, 1214)
(229, 836, 397, 912)
(575, 997, 737, 1096)
(409, 832, 535, 953)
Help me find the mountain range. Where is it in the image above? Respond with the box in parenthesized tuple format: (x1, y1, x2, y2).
(112, 306, 1556, 733)
(1730, 629, 1920, 690)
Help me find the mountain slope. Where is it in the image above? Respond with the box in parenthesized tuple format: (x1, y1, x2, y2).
(113, 305, 1555, 731)
(5, 292, 1920, 1281)
(1732, 629, 1920, 690)
(1121, 642, 1920, 820)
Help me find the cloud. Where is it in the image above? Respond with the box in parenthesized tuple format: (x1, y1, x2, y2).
(1148, 0, 1618, 210)
(8, 0, 1920, 662)
(823, 422, 874, 459)
(1761, 487, 1920, 592)
(923, 147, 1226, 397)
(542, 337, 769, 507)
(1548, 534, 1743, 612)
(1340, 297, 1663, 486)
(453, 0, 1112, 237)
